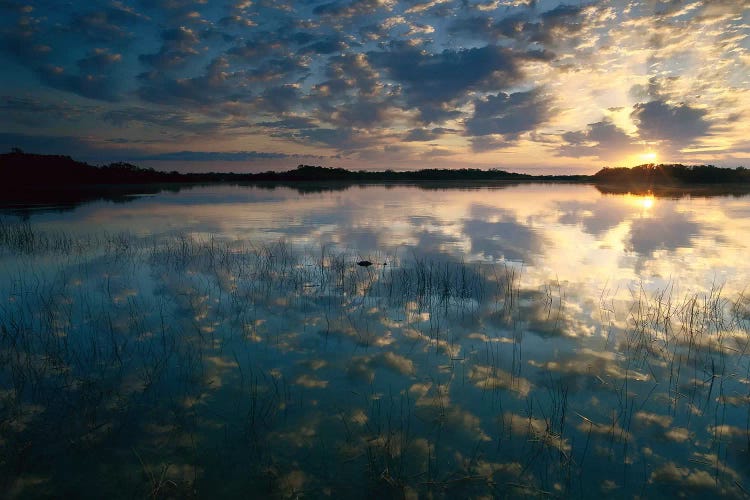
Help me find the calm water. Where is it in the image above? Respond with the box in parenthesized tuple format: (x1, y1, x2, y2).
(1, 183, 750, 498)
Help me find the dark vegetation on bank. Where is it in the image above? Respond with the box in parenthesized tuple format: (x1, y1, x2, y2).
(2, 149, 750, 209)
(593, 163, 750, 184)
(1, 148, 588, 186)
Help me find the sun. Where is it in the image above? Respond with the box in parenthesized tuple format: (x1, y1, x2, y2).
(641, 151, 658, 163)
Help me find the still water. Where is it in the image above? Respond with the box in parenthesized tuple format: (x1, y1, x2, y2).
(1, 183, 749, 498)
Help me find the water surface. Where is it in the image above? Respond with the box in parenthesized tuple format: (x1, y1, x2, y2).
(1, 183, 749, 498)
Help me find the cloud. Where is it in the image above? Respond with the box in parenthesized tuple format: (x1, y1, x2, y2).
(37, 64, 120, 102)
(370, 44, 551, 123)
(102, 106, 221, 134)
(277, 126, 376, 151)
(321, 53, 380, 96)
(70, 4, 147, 42)
(77, 48, 122, 72)
(0, 13, 54, 65)
(558, 119, 642, 160)
(465, 88, 553, 139)
(448, 4, 586, 46)
(226, 36, 280, 61)
(257, 116, 317, 129)
(139, 26, 201, 70)
(135, 150, 295, 161)
(329, 98, 394, 128)
(1, 96, 94, 126)
(631, 100, 711, 147)
(403, 128, 439, 142)
(0, 131, 139, 162)
(244, 56, 309, 82)
(257, 84, 300, 113)
(1, 0, 748, 169)
(137, 56, 245, 106)
(312, 0, 394, 20)
(297, 36, 349, 55)
(469, 135, 515, 152)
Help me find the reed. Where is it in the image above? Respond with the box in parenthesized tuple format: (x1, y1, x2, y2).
(0, 222, 748, 497)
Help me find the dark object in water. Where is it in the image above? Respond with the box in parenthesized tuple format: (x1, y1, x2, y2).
(357, 260, 373, 267)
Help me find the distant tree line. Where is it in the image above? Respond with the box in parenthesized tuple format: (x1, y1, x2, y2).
(593, 163, 750, 184)
(2, 149, 748, 188)
(0, 150, 587, 185)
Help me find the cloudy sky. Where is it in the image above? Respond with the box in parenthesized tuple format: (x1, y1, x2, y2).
(1, 0, 749, 173)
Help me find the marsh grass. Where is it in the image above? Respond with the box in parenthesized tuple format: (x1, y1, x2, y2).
(0, 221, 749, 497)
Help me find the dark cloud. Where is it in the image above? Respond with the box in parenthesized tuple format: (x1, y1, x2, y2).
(0, 14, 53, 65)
(245, 56, 309, 82)
(77, 48, 122, 71)
(219, 14, 257, 29)
(403, 128, 439, 142)
(330, 98, 393, 128)
(257, 116, 317, 129)
(322, 52, 379, 96)
(102, 106, 221, 134)
(0, 131, 141, 162)
(226, 36, 280, 61)
(137, 57, 245, 106)
(257, 84, 299, 113)
(312, 0, 391, 19)
(449, 4, 586, 46)
(1, 96, 93, 126)
(422, 147, 454, 158)
(465, 88, 553, 138)
(297, 36, 349, 55)
(0, 1, 31, 13)
(70, 3, 147, 42)
(532, 3, 586, 43)
(631, 100, 711, 145)
(470, 136, 515, 152)
(139, 26, 201, 70)
(629, 75, 680, 102)
(370, 44, 551, 123)
(135, 150, 294, 161)
(37, 64, 120, 101)
(286, 127, 375, 151)
(559, 119, 641, 160)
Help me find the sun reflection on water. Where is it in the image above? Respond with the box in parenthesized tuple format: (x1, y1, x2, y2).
(640, 195, 655, 210)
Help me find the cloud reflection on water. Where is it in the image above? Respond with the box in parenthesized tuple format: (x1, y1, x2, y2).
(2, 184, 750, 497)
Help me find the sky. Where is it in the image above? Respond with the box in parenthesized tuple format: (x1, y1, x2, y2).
(1, 0, 749, 174)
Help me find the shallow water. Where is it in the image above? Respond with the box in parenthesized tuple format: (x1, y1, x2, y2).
(1, 183, 750, 498)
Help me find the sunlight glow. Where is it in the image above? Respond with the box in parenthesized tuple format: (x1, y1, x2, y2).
(625, 193, 656, 211)
(641, 151, 658, 163)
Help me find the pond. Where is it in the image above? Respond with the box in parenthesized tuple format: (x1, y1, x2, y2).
(1, 182, 750, 498)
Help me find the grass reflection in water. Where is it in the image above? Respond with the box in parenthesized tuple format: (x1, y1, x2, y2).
(1, 222, 749, 498)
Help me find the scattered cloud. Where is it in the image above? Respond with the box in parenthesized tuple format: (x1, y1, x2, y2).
(0, 0, 746, 169)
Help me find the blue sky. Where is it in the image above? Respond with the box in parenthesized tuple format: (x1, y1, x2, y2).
(1, 0, 749, 173)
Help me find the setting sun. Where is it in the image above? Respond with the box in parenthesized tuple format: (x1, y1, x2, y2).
(641, 151, 658, 163)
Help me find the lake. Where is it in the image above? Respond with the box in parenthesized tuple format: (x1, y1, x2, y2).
(1, 182, 750, 498)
